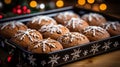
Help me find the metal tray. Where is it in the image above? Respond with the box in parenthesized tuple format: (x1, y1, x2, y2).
(0, 6, 120, 67)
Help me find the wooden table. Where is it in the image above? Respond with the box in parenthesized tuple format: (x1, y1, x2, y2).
(62, 50, 120, 67)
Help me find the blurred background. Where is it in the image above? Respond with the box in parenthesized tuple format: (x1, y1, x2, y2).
(0, 0, 120, 19)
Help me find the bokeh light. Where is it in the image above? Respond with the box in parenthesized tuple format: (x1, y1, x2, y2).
(40, 3, 45, 9)
(56, 0, 64, 8)
(99, 3, 107, 11)
(4, 0, 11, 4)
(29, 0, 37, 8)
(78, 0, 86, 6)
(87, 0, 95, 4)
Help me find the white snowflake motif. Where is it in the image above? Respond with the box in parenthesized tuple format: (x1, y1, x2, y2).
(34, 38, 56, 52)
(88, 13, 104, 21)
(113, 41, 119, 47)
(31, 16, 56, 24)
(102, 41, 112, 51)
(0, 21, 24, 30)
(62, 54, 69, 61)
(40, 24, 62, 34)
(27, 55, 37, 66)
(14, 29, 40, 42)
(84, 26, 105, 36)
(57, 12, 75, 21)
(90, 44, 100, 55)
(83, 50, 88, 56)
(48, 54, 60, 67)
(103, 21, 119, 30)
(71, 48, 81, 60)
(41, 60, 46, 66)
(66, 18, 84, 29)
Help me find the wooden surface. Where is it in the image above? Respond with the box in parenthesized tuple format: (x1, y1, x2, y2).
(62, 50, 120, 67)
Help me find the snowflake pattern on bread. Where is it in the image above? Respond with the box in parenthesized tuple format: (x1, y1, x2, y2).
(83, 13, 104, 22)
(84, 26, 105, 36)
(102, 21, 120, 30)
(58, 32, 87, 44)
(57, 12, 76, 20)
(28, 38, 63, 53)
(66, 18, 85, 29)
(14, 29, 41, 42)
(0, 21, 25, 30)
(31, 16, 56, 24)
(39, 24, 63, 34)
(34, 38, 56, 52)
(65, 18, 89, 32)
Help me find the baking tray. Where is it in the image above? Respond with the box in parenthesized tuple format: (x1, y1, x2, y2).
(0, 6, 120, 67)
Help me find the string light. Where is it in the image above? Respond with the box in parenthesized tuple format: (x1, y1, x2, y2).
(78, 0, 86, 6)
(29, 0, 37, 8)
(37, 3, 45, 10)
(0, 15, 3, 19)
(7, 56, 12, 62)
(99, 3, 107, 11)
(87, 0, 95, 4)
(4, 0, 11, 4)
(39, 3, 45, 9)
(56, 0, 64, 8)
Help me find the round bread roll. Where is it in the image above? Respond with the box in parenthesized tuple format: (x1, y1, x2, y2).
(83, 26, 110, 41)
(101, 21, 120, 36)
(65, 18, 89, 33)
(27, 16, 57, 30)
(10, 29, 43, 48)
(54, 12, 80, 25)
(57, 32, 89, 48)
(39, 24, 70, 40)
(0, 21, 28, 38)
(28, 38, 63, 53)
(81, 13, 107, 26)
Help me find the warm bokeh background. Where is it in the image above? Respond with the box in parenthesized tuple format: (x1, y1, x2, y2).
(0, 0, 120, 19)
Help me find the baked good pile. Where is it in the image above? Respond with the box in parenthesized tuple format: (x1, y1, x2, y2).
(0, 12, 120, 54)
